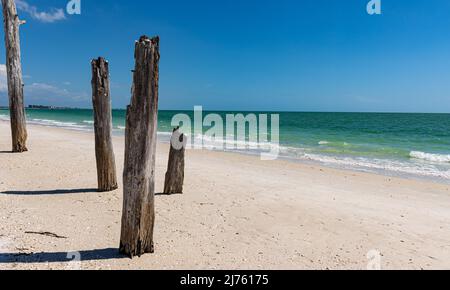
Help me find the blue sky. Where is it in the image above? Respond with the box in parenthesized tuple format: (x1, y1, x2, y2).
(1, 0, 450, 112)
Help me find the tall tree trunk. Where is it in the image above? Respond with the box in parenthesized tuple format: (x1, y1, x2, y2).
(2, 0, 27, 152)
(91, 57, 118, 192)
(163, 127, 186, 194)
(120, 36, 160, 258)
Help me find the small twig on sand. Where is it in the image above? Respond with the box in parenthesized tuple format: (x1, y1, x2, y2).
(25, 231, 67, 239)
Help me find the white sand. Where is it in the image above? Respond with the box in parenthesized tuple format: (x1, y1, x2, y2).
(1, 121, 450, 270)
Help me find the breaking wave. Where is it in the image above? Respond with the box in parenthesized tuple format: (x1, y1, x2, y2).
(410, 151, 450, 163)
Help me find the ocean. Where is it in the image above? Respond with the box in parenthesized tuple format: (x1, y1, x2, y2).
(1, 108, 450, 183)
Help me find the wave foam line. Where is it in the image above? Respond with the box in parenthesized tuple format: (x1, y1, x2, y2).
(410, 151, 450, 163)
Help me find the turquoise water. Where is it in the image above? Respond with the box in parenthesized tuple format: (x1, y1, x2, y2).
(1, 109, 450, 182)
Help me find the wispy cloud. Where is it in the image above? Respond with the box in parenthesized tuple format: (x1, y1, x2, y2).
(26, 82, 88, 102)
(0, 64, 88, 106)
(0, 64, 8, 93)
(16, 0, 66, 23)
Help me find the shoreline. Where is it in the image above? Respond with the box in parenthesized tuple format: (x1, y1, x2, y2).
(1, 119, 449, 186)
(1, 121, 450, 269)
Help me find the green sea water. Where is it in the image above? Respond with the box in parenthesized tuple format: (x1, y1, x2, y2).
(1, 108, 450, 182)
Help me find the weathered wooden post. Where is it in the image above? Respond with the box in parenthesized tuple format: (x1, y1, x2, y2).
(1, 0, 28, 152)
(163, 127, 186, 194)
(120, 36, 160, 258)
(91, 57, 118, 192)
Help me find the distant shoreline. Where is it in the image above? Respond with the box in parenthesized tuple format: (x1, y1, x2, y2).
(1, 110, 450, 184)
(1, 116, 449, 186)
(1, 107, 449, 114)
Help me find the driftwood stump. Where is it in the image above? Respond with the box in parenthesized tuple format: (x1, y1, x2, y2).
(163, 127, 186, 194)
(91, 57, 118, 192)
(2, 0, 28, 152)
(120, 36, 160, 258)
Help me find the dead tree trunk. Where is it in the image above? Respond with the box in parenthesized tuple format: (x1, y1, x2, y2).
(120, 36, 160, 258)
(91, 57, 118, 192)
(163, 127, 186, 194)
(1, 0, 27, 152)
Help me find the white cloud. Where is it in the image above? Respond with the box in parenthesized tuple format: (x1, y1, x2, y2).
(0, 65, 87, 105)
(0, 65, 6, 76)
(16, 0, 66, 23)
(0, 64, 8, 93)
(25, 82, 89, 103)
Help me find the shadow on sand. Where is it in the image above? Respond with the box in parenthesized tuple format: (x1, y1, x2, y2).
(1, 188, 99, 195)
(155, 192, 183, 196)
(0, 248, 127, 264)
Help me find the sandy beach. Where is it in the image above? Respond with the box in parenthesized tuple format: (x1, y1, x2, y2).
(0, 121, 449, 270)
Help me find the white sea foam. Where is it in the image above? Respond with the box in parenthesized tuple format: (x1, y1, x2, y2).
(318, 140, 350, 146)
(118, 128, 173, 133)
(410, 151, 450, 163)
(297, 152, 450, 180)
(28, 118, 90, 131)
(170, 135, 450, 180)
(197, 134, 281, 151)
(158, 132, 172, 136)
(2, 112, 450, 181)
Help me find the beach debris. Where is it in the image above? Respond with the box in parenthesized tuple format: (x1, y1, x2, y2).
(120, 35, 160, 258)
(1, 0, 28, 152)
(163, 127, 186, 194)
(91, 57, 118, 192)
(25, 231, 67, 239)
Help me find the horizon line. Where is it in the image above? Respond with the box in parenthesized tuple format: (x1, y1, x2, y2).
(0, 106, 449, 114)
